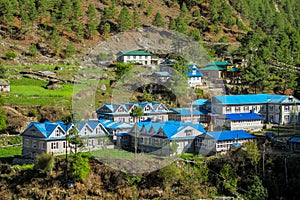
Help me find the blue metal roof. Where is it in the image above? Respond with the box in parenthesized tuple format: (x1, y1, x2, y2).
(225, 112, 262, 121)
(97, 102, 170, 115)
(136, 120, 206, 139)
(171, 108, 206, 115)
(22, 121, 66, 138)
(213, 94, 268, 105)
(192, 99, 207, 106)
(290, 137, 300, 143)
(186, 64, 203, 77)
(204, 130, 255, 141)
(99, 119, 133, 130)
(213, 94, 300, 105)
(154, 71, 171, 77)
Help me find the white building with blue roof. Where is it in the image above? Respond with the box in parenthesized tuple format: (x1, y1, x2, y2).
(289, 137, 300, 152)
(218, 112, 263, 131)
(168, 107, 209, 124)
(117, 120, 206, 156)
(99, 119, 133, 141)
(96, 102, 171, 123)
(209, 94, 300, 125)
(21, 120, 111, 158)
(195, 130, 256, 155)
(186, 64, 203, 88)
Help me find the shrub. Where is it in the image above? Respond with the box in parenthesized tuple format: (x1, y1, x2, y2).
(69, 154, 90, 182)
(12, 164, 34, 170)
(28, 44, 38, 56)
(27, 109, 37, 117)
(65, 43, 76, 58)
(5, 51, 17, 60)
(35, 153, 55, 175)
(158, 162, 181, 186)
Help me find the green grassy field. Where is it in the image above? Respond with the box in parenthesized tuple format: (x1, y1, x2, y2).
(6, 77, 74, 106)
(4, 64, 113, 107)
(0, 146, 22, 158)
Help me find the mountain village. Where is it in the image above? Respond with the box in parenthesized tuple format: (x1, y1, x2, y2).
(20, 50, 300, 159)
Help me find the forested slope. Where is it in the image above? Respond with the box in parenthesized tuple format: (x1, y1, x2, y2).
(0, 0, 299, 94)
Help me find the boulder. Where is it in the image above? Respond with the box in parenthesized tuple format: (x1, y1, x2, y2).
(99, 83, 107, 91)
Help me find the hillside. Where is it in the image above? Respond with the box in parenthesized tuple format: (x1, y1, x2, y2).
(1, 150, 300, 199)
(0, 0, 299, 133)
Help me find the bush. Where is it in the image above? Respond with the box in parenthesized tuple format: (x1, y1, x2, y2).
(27, 109, 37, 117)
(65, 43, 76, 58)
(35, 153, 55, 175)
(5, 51, 17, 60)
(28, 44, 38, 56)
(219, 36, 229, 43)
(12, 164, 34, 170)
(69, 154, 90, 182)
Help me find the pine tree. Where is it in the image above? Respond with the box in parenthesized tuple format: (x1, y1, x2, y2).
(133, 11, 141, 28)
(152, 12, 165, 28)
(117, 6, 133, 32)
(104, 22, 111, 38)
(73, 0, 84, 21)
(61, 0, 72, 24)
(176, 15, 189, 34)
(87, 4, 99, 39)
(189, 28, 202, 41)
(50, 26, 62, 55)
(37, 0, 49, 21)
(169, 18, 176, 30)
(0, 0, 16, 23)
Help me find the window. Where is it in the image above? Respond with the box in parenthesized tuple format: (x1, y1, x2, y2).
(235, 107, 241, 112)
(63, 141, 67, 148)
(56, 129, 60, 136)
(185, 130, 192, 136)
(244, 106, 249, 112)
(144, 105, 151, 111)
(39, 142, 45, 149)
(139, 56, 142, 59)
(24, 139, 30, 147)
(284, 106, 289, 112)
(32, 140, 37, 148)
(140, 137, 144, 144)
(133, 56, 136, 59)
(253, 106, 257, 111)
(269, 106, 274, 112)
(51, 142, 59, 150)
(284, 115, 290, 123)
(261, 106, 265, 111)
(226, 107, 231, 112)
(30, 129, 36, 135)
(88, 140, 93, 146)
(195, 138, 202, 147)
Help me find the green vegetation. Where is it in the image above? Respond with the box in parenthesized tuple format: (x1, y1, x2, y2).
(0, 64, 6, 78)
(12, 164, 34, 170)
(0, 95, 6, 131)
(152, 12, 165, 28)
(6, 77, 73, 106)
(86, 4, 99, 39)
(117, 6, 133, 32)
(69, 154, 90, 182)
(35, 153, 55, 176)
(114, 62, 134, 80)
(0, 146, 22, 158)
(5, 51, 17, 60)
(245, 176, 268, 200)
(0, 135, 22, 147)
